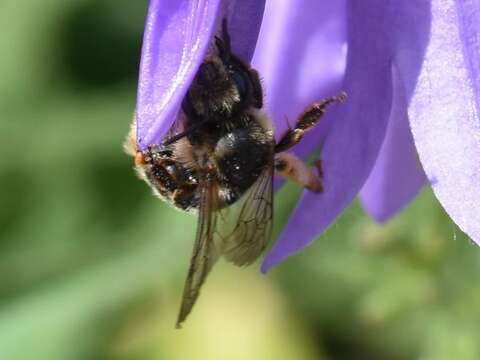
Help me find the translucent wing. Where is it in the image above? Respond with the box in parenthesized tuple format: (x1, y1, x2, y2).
(176, 177, 220, 328)
(219, 165, 274, 266)
(176, 164, 274, 327)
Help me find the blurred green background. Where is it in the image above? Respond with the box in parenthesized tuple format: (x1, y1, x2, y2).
(1, 1, 480, 359)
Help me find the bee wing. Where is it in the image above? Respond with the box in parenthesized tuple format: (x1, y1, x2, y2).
(176, 176, 220, 328)
(176, 163, 274, 326)
(219, 164, 274, 266)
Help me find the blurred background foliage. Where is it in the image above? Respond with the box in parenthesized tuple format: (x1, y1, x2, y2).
(1, 1, 480, 359)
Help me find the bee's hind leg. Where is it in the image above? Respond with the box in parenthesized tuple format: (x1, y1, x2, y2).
(274, 92, 346, 154)
(275, 153, 324, 193)
(273, 92, 346, 192)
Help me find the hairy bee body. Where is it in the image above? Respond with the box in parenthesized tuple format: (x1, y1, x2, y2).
(133, 31, 274, 213)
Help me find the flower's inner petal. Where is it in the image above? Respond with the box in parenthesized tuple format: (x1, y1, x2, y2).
(227, 0, 266, 62)
(360, 65, 426, 222)
(262, 1, 431, 271)
(136, 0, 222, 149)
(409, 0, 480, 245)
(252, 0, 346, 160)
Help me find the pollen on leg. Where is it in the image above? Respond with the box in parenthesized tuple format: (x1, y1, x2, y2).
(275, 153, 323, 193)
(135, 152, 146, 166)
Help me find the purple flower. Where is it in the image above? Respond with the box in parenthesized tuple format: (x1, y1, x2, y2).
(136, 0, 480, 272)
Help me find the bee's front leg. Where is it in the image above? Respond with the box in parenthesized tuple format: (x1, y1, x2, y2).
(275, 152, 323, 193)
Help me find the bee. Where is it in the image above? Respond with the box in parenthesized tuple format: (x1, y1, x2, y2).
(125, 21, 346, 328)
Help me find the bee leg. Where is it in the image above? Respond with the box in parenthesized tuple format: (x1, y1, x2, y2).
(274, 92, 347, 153)
(275, 152, 323, 193)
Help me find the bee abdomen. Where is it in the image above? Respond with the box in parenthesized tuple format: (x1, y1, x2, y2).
(215, 125, 273, 202)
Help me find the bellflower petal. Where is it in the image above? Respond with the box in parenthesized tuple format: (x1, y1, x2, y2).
(136, 0, 265, 150)
(136, 0, 222, 150)
(409, 0, 480, 244)
(359, 1, 431, 222)
(359, 67, 426, 222)
(262, 1, 431, 271)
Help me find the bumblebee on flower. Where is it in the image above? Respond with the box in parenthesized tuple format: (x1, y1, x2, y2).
(126, 0, 480, 326)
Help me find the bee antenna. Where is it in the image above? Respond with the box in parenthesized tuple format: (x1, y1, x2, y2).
(215, 36, 226, 59)
(215, 19, 231, 62)
(221, 19, 231, 52)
